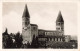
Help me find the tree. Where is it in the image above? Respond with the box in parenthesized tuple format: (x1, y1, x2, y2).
(9, 33, 16, 48)
(31, 35, 39, 48)
(15, 32, 23, 48)
(2, 28, 13, 48)
(27, 41, 30, 48)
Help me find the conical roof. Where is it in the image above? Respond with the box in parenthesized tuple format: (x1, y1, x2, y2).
(22, 4, 30, 18)
(56, 11, 64, 22)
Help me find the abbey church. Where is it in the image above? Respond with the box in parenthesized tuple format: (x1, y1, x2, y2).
(22, 4, 71, 45)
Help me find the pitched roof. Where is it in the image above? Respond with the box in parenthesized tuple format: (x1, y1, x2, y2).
(30, 24, 38, 26)
(22, 4, 30, 18)
(56, 11, 64, 22)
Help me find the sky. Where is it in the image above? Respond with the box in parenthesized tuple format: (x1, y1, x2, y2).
(2, 2, 77, 36)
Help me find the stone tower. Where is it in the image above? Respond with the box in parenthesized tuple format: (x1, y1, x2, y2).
(22, 4, 30, 28)
(22, 4, 31, 44)
(56, 11, 64, 34)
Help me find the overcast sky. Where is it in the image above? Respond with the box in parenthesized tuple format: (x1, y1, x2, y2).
(2, 2, 77, 36)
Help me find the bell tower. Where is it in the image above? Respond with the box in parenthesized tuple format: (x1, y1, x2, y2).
(22, 4, 30, 29)
(22, 4, 31, 44)
(56, 11, 64, 34)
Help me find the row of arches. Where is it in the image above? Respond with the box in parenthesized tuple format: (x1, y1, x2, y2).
(47, 38, 63, 42)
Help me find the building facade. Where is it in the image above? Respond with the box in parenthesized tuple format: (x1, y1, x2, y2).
(22, 5, 70, 44)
